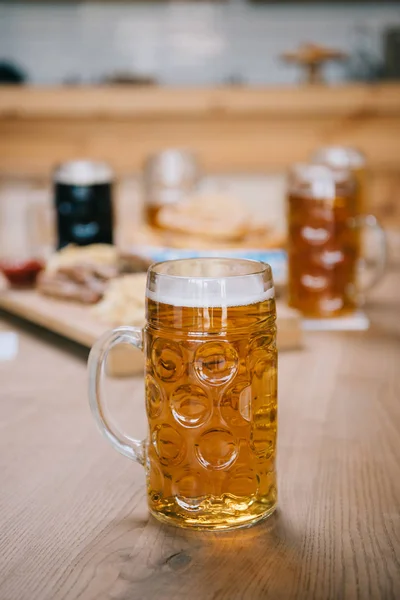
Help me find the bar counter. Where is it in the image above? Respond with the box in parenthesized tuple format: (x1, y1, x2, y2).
(1, 263, 399, 599)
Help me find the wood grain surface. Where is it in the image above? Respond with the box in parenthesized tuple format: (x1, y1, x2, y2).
(0, 268, 399, 600)
(1, 85, 400, 227)
(1, 85, 400, 119)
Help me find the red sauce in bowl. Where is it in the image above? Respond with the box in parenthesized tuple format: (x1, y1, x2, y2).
(0, 259, 45, 287)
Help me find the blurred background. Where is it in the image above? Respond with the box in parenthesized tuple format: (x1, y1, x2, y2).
(1, 1, 400, 86)
(0, 1, 400, 276)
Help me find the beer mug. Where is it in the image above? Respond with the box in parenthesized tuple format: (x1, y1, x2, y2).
(88, 258, 277, 530)
(287, 164, 387, 318)
(143, 149, 199, 229)
(53, 160, 114, 249)
(311, 146, 366, 213)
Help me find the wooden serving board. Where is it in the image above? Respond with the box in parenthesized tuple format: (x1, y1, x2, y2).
(0, 288, 106, 347)
(0, 288, 302, 377)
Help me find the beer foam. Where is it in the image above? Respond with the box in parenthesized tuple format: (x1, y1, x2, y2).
(55, 160, 112, 185)
(147, 276, 274, 308)
(312, 146, 365, 170)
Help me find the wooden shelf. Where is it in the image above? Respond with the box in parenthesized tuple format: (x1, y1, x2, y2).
(1, 84, 400, 120)
(1, 84, 400, 227)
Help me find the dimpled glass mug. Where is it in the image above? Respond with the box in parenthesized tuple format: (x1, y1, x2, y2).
(88, 258, 278, 530)
(287, 164, 387, 318)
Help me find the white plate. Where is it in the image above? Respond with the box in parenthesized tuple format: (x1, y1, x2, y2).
(302, 312, 369, 331)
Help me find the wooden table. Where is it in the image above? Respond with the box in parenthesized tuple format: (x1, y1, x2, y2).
(0, 269, 399, 600)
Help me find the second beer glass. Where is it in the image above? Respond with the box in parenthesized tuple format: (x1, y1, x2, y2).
(287, 164, 386, 318)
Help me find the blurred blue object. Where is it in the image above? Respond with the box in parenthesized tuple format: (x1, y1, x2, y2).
(128, 245, 287, 285)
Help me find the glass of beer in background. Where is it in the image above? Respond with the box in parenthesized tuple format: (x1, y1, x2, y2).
(143, 149, 199, 229)
(287, 164, 386, 318)
(88, 258, 277, 530)
(311, 146, 366, 214)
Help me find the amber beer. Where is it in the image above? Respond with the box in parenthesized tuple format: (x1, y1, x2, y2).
(287, 165, 359, 318)
(145, 299, 277, 527)
(88, 258, 278, 530)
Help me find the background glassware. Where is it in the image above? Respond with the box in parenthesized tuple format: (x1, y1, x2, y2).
(311, 146, 388, 293)
(0, 176, 54, 287)
(143, 149, 200, 228)
(311, 146, 366, 214)
(88, 257, 277, 530)
(287, 164, 386, 318)
(53, 160, 114, 249)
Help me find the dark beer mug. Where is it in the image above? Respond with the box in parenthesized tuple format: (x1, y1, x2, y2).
(53, 160, 114, 249)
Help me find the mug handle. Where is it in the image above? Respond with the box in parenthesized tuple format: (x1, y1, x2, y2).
(88, 326, 145, 465)
(350, 214, 387, 293)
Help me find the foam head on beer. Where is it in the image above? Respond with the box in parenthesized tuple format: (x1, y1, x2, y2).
(146, 257, 274, 308)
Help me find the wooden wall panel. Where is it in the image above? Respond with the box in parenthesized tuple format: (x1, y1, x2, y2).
(0, 85, 400, 226)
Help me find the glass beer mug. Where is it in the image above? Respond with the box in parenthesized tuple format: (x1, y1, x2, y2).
(311, 146, 367, 214)
(143, 149, 199, 229)
(88, 258, 277, 530)
(287, 164, 386, 318)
